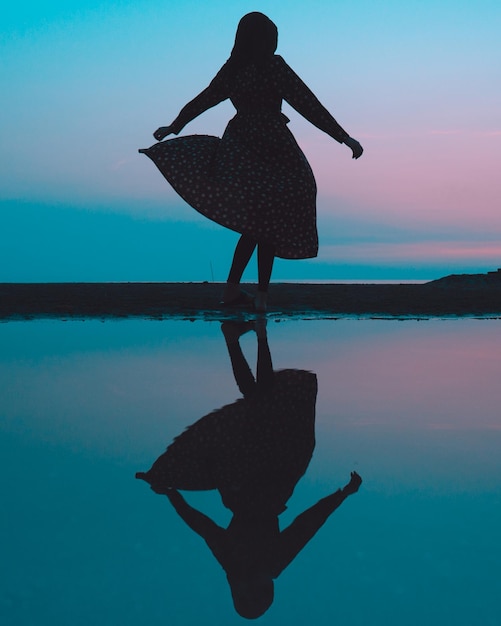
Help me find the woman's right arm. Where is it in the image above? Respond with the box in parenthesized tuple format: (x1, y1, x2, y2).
(275, 56, 363, 159)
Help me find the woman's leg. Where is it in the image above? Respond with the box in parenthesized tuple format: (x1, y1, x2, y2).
(255, 242, 275, 311)
(223, 234, 257, 302)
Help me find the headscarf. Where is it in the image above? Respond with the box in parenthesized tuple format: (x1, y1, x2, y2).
(225, 12, 278, 78)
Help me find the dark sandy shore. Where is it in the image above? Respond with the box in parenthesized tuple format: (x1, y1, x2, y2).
(2, 272, 501, 320)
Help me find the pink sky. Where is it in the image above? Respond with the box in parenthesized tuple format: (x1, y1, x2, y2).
(2, 1, 501, 280)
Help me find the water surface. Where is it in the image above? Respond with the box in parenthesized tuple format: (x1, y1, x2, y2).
(1, 319, 500, 625)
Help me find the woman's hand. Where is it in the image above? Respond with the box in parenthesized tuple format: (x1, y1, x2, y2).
(343, 471, 362, 495)
(344, 136, 364, 159)
(153, 125, 176, 141)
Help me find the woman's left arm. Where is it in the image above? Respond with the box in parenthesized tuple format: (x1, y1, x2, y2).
(154, 66, 230, 141)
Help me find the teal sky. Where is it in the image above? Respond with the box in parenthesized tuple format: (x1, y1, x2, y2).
(1, 0, 500, 281)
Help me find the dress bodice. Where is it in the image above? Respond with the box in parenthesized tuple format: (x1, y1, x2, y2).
(173, 55, 348, 143)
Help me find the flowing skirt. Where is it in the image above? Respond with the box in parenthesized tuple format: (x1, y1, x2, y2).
(139, 114, 319, 259)
(136, 370, 317, 514)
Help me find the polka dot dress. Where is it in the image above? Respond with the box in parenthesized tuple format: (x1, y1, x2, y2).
(136, 369, 317, 515)
(140, 55, 349, 260)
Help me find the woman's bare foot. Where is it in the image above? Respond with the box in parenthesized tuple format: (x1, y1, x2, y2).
(254, 290, 268, 312)
(220, 282, 254, 306)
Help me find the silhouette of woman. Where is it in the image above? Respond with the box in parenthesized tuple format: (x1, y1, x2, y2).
(139, 12, 363, 311)
(136, 321, 362, 619)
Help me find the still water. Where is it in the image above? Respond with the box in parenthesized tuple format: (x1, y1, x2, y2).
(1, 318, 500, 625)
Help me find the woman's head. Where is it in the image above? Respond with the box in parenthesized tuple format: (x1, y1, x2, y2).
(229, 12, 278, 70)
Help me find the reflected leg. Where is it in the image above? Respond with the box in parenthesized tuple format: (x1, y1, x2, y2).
(256, 320, 274, 392)
(222, 322, 257, 397)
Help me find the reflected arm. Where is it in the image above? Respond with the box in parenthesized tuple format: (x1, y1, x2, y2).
(274, 479, 360, 577)
(166, 489, 224, 541)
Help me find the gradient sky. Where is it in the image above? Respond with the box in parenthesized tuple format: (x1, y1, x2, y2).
(1, 0, 500, 281)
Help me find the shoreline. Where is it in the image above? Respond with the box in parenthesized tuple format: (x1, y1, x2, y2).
(1, 277, 501, 320)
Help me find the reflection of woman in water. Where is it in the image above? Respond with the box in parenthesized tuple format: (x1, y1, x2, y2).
(136, 321, 362, 619)
(139, 12, 363, 312)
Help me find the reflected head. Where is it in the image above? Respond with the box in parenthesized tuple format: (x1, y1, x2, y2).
(229, 574, 274, 619)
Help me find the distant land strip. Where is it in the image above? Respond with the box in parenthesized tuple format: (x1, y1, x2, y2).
(1, 271, 501, 320)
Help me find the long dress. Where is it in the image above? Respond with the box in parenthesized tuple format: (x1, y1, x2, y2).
(139, 55, 349, 259)
(136, 369, 317, 515)
(136, 370, 352, 592)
